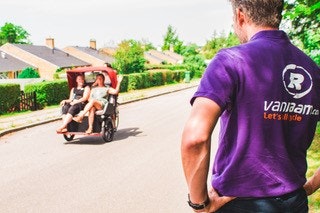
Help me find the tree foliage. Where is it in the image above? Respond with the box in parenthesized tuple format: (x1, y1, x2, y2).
(184, 54, 207, 77)
(181, 43, 199, 57)
(0, 22, 30, 45)
(112, 40, 146, 74)
(181, 43, 207, 78)
(162, 25, 184, 54)
(18, 67, 40, 78)
(202, 31, 240, 59)
(140, 39, 156, 51)
(283, 0, 320, 64)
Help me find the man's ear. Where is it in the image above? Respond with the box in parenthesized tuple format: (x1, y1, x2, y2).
(235, 8, 245, 27)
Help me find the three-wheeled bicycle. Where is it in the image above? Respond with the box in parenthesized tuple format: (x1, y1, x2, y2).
(57, 66, 119, 142)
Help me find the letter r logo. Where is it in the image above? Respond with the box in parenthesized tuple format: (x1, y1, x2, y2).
(288, 73, 304, 91)
(282, 64, 313, 99)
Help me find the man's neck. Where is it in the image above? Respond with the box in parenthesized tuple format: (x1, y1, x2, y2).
(247, 25, 279, 41)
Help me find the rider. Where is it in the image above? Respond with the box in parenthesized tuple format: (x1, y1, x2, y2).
(56, 74, 90, 133)
(73, 73, 123, 134)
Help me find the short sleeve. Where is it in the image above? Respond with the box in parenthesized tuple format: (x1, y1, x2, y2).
(191, 50, 237, 111)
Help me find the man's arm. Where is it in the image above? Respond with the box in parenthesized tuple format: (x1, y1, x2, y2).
(304, 168, 320, 195)
(181, 97, 233, 212)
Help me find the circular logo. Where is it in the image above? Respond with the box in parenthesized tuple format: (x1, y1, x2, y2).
(282, 64, 313, 99)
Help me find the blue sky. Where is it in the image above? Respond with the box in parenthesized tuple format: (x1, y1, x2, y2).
(1, 0, 233, 48)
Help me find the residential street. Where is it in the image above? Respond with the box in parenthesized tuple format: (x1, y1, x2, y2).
(0, 88, 219, 213)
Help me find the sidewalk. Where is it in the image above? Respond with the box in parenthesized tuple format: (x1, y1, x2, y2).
(0, 80, 200, 137)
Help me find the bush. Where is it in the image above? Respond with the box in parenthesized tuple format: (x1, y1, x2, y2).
(24, 80, 68, 108)
(172, 70, 186, 82)
(149, 71, 164, 87)
(163, 70, 174, 84)
(128, 73, 143, 91)
(117, 68, 190, 92)
(307, 123, 320, 212)
(0, 84, 20, 114)
(18, 67, 40, 78)
(145, 64, 187, 71)
(119, 75, 129, 93)
(183, 54, 206, 77)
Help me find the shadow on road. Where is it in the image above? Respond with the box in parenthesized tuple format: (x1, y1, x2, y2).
(115, 127, 144, 140)
(62, 127, 143, 145)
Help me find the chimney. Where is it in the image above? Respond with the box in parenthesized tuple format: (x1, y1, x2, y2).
(90, 39, 97, 50)
(1, 51, 6, 59)
(46, 38, 55, 49)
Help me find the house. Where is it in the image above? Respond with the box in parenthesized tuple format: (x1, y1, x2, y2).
(97, 45, 185, 65)
(163, 50, 184, 63)
(144, 52, 165, 65)
(145, 50, 184, 65)
(0, 51, 36, 79)
(63, 40, 114, 67)
(99, 46, 117, 56)
(0, 38, 90, 80)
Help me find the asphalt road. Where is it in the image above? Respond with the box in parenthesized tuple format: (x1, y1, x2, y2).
(0, 88, 219, 213)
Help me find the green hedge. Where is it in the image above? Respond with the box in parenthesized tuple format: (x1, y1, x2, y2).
(120, 69, 187, 92)
(119, 75, 129, 93)
(24, 80, 69, 108)
(145, 64, 187, 70)
(0, 84, 20, 114)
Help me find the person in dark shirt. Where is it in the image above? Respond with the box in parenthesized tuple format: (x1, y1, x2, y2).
(56, 74, 90, 133)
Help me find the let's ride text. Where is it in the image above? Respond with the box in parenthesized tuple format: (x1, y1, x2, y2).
(263, 101, 319, 121)
(264, 112, 302, 121)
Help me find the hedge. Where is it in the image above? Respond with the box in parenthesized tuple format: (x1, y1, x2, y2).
(120, 69, 187, 92)
(24, 80, 69, 108)
(0, 84, 20, 114)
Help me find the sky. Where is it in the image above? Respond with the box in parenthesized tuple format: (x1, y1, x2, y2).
(1, 0, 233, 49)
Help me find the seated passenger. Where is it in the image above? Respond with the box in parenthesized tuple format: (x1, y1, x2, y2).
(56, 74, 90, 133)
(74, 73, 123, 134)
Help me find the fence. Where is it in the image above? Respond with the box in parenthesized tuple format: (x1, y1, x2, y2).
(20, 91, 38, 111)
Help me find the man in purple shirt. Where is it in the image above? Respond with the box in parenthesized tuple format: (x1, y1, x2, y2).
(181, 0, 320, 212)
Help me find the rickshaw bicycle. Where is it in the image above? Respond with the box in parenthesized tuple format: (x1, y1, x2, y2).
(57, 66, 119, 142)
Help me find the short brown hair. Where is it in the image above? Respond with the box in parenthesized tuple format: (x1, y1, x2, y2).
(230, 0, 284, 28)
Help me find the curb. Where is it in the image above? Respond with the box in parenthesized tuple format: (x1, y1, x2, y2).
(0, 83, 198, 138)
(0, 118, 62, 137)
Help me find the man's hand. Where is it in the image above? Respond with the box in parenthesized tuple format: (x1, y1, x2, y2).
(203, 188, 235, 213)
(303, 168, 320, 196)
(304, 180, 316, 196)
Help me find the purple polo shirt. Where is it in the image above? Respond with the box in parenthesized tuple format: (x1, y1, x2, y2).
(191, 30, 320, 197)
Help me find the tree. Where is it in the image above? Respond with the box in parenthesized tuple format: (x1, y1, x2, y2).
(182, 43, 207, 78)
(181, 43, 200, 57)
(183, 54, 207, 78)
(18, 67, 40, 78)
(202, 31, 239, 59)
(283, 0, 320, 64)
(112, 40, 146, 74)
(162, 25, 184, 54)
(140, 39, 156, 51)
(0, 22, 31, 45)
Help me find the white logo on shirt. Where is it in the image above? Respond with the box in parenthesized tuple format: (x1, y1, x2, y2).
(282, 64, 312, 99)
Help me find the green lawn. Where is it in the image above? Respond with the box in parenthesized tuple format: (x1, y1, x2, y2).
(307, 123, 320, 212)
